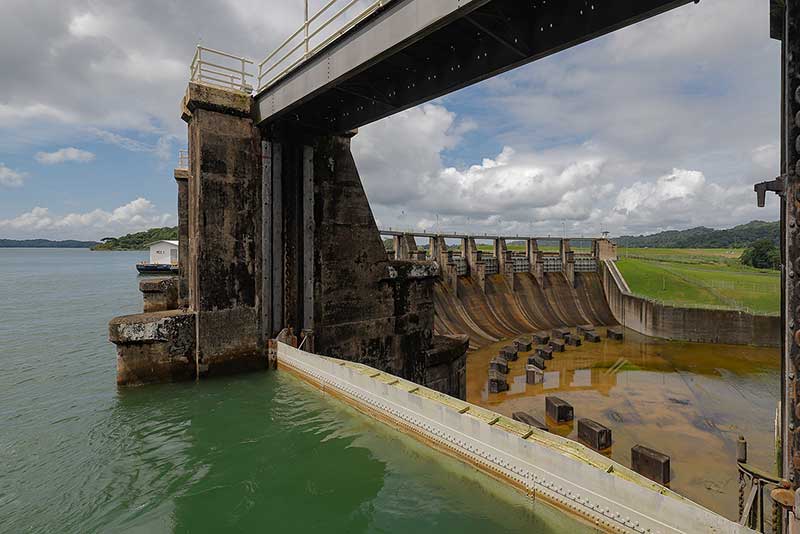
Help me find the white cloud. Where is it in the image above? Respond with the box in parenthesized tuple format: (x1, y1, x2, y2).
(752, 144, 779, 171)
(0, 198, 174, 240)
(608, 168, 770, 234)
(35, 147, 95, 165)
(0, 0, 783, 237)
(0, 164, 25, 187)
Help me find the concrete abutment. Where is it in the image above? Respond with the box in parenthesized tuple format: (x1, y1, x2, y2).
(110, 82, 467, 397)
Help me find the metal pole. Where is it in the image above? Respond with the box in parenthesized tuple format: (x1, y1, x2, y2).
(304, 0, 310, 58)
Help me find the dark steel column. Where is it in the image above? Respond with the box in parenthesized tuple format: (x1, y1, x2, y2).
(784, 0, 799, 491)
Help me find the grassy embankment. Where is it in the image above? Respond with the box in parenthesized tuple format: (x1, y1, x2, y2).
(615, 248, 779, 315)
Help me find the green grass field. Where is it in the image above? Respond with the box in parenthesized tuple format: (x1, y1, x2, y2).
(615, 248, 779, 315)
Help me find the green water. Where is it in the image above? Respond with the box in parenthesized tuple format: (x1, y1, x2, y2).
(0, 249, 589, 533)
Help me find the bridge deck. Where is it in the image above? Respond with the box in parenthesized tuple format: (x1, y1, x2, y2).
(255, 0, 695, 132)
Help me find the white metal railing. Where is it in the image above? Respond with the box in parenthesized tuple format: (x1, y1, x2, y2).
(178, 149, 189, 169)
(257, 0, 387, 91)
(190, 46, 254, 93)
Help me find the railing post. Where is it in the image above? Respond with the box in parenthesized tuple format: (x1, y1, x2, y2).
(304, 0, 310, 59)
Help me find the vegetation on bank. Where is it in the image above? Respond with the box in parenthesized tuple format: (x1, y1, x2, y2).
(92, 227, 178, 251)
(616, 248, 779, 315)
(740, 239, 780, 270)
(615, 220, 778, 248)
(0, 239, 99, 248)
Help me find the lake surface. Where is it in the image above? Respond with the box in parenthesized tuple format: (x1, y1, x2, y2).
(468, 329, 781, 519)
(0, 249, 588, 533)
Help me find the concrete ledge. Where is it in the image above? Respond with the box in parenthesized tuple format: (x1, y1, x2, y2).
(109, 310, 195, 386)
(385, 259, 439, 280)
(139, 276, 179, 313)
(276, 342, 754, 534)
(182, 82, 251, 120)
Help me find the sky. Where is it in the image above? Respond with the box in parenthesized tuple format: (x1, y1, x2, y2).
(0, 0, 783, 240)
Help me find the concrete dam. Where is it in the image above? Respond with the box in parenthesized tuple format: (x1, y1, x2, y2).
(433, 273, 616, 350)
(382, 232, 618, 350)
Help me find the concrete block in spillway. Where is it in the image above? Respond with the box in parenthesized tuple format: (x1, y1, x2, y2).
(549, 339, 566, 352)
(584, 331, 601, 343)
(490, 357, 509, 374)
(533, 332, 550, 345)
(500, 345, 518, 361)
(607, 327, 624, 340)
(536, 346, 554, 360)
(488, 370, 509, 393)
(577, 325, 595, 335)
(513, 411, 548, 431)
(578, 418, 612, 451)
(525, 365, 544, 385)
(514, 338, 533, 352)
(527, 355, 546, 370)
(565, 334, 582, 347)
(553, 328, 571, 339)
(631, 445, 671, 485)
(546, 396, 574, 423)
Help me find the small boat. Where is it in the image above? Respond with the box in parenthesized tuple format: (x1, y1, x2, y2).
(137, 240, 179, 275)
(137, 262, 179, 274)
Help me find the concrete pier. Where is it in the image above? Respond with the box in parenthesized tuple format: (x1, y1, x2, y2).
(109, 83, 467, 397)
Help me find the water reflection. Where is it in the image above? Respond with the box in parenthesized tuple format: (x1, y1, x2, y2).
(467, 327, 780, 519)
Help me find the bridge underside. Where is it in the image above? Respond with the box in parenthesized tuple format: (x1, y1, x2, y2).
(256, 0, 694, 133)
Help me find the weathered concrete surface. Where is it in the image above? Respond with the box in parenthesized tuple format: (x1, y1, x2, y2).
(174, 168, 190, 307)
(593, 238, 618, 261)
(109, 310, 196, 386)
(139, 276, 179, 313)
(421, 334, 468, 400)
(186, 83, 265, 376)
(112, 85, 468, 395)
(110, 83, 265, 385)
(432, 272, 618, 350)
(306, 134, 466, 398)
(602, 261, 780, 347)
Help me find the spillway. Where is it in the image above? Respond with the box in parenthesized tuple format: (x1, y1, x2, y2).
(434, 272, 617, 348)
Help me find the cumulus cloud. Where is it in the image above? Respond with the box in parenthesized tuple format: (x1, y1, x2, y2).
(0, 164, 25, 187)
(0, 0, 783, 237)
(35, 147, 95, 165)
(608, 168, 767, 233)
(0, 198, 173, 240)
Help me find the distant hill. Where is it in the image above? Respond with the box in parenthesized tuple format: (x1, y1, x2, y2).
(615, 220, 779, 248)
(0, 238, 99, 248)
(92, 227, 178, 251)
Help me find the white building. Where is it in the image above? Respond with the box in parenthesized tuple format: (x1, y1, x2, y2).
(147, 240, 179, 265)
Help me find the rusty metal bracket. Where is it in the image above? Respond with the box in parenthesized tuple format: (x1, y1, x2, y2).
(755, 175, 786, 207)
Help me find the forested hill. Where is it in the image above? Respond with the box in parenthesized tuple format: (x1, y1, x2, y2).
(0, 239, 99, 248)
(614, 221, 779, 248)
(91, 227, 178, 251)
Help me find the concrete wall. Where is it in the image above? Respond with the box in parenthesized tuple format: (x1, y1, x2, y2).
(110, 84, 468, 394)
(174, 169, 190, 307)
(602, 261, 779, 347)
(276, 342, 754, 534)
(309, 134, 467, 397)
(185, 83, 264, 376)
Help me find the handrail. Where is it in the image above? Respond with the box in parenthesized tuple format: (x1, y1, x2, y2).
(257, 0, 387, 91)
(736, 435, 783, 533)
(178, 149, 189, 170)
(189, 45, 254, 93)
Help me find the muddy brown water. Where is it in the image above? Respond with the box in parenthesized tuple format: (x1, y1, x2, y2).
(466, 327, 780, 520)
